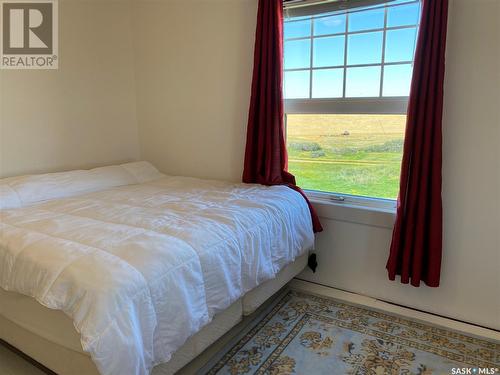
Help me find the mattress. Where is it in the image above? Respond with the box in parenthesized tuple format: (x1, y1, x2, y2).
(0, 253, 308, 375)
(0, 162, 315, 375)
(0, 296, 242, 375)
(242, 252, 308, 315)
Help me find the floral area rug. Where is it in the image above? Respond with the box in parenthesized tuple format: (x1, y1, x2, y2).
(203, 290, 499, 375)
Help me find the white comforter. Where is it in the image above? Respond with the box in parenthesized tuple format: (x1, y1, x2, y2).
(0, 162, 314, 375)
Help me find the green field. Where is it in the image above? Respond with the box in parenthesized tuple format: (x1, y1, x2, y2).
(286, 114, 406, 199)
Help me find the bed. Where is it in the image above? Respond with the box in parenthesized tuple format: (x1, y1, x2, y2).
(0, 162, 314, 375)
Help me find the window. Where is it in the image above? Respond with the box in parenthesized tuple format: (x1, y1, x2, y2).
(284, 0, 421, 204)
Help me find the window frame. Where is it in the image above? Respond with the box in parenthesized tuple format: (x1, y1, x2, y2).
(304, 188, 398, 212)
(283, 0, 420, 209)
(283, 1, 421, 102)
(285, 97, 408, 114)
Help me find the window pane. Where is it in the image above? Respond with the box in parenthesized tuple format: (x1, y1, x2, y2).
(314, 14, 346, 36)
(284, 19, 311, 39)
(312, 68, 343, 98)
(284, 70, 310, 99)
(385, 28, 417, 62)
(348, 8, 384, 32)
(346, 66, 381, 97)
(387, 3, 420, 27)
(286, 114, 406, 199)
(284, 39, 311, 69)
(313, 36, 345, 67)
(347, 31, 383, 65)
(383, 64, 413, 96)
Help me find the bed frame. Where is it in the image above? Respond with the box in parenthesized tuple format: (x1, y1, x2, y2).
(0, 253, 308, 375)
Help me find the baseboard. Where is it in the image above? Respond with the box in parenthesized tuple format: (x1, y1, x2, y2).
(290, 279, 500, 342)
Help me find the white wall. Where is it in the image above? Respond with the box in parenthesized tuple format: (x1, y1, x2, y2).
(1, 0, 497, 330)
(300, 0, 500, 330)
(132, 0, 257, 182)
(132, 0, 499, 330)
(0, 0, 140, 178)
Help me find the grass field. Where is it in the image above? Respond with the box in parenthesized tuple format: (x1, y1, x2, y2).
(286, 114, 406, 199)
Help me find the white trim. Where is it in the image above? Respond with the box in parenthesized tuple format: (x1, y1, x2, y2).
(284, 1, 419, 202)
(285, 61, 415, 72)
(342, 12, 349, 96)
(285, 97, 408, 113)
(307, 189, 396, 211)
(307, 190, 396, 229)
(311, 200, 395, 228)
(284, 0, 417, 18)
(283, 1, 421, 101)
(289, 279, 500, 342)
(379, 4, 389, 96)
(285, 24, 418, 40)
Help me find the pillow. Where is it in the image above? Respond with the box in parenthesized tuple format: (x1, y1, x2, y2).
(0, 184, 22, 209)
(0, 161, 164, 209)
(120, 161, 165, 183)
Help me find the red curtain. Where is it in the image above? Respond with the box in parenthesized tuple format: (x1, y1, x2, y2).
(387, 0, 449, 287)
(242, 0, 323, 233)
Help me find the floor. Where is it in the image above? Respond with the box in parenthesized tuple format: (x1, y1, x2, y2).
(0, 343, 46, 375)
(1, 280, 499, 375)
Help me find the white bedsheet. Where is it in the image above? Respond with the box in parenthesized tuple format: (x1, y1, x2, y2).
(0, 162, 314, 375)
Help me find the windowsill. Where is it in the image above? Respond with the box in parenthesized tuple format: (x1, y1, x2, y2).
(307, 192, 396, 229)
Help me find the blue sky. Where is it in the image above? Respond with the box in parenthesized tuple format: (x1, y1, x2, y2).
(284, 1, 420, 99)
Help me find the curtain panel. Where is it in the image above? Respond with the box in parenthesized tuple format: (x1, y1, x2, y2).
(387, 0, 449, 287)
(242, 0, 323, 233)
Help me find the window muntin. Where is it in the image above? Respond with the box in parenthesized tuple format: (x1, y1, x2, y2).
(283, 0, 421, 101)
(283, 1, 421, 203)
